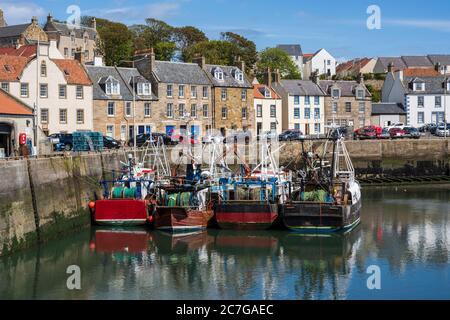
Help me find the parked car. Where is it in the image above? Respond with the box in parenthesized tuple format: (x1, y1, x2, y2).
(402, 127, 421, 139)
(389, 127, 406, 139)
(432, 122, 446, 135)
(378, 128, 391, 139)
(386, 122, 405, 131)
(353, 126, 382, 140)
(48, 133, 73, 151)
(278, 129, 304, 141)
(128, 132, 175, 147)
(419, 123, 437, 133)
(103, 136, 121, 149)
(171, 134, 200, 145)
(435, 124, 450, 137)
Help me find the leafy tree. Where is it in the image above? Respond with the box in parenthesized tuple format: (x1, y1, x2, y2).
(256, 47, 301, 81)
(144, 18, 174, 46)
(174, 26, 208, 58)
(154, 42, 177, 61)
(94, 18, 134, 66)
(221, 32, 257, 74)
(184, 40, 240, 65)
(366, 84, 381, 102)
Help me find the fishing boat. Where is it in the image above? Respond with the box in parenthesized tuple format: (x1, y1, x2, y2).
(280, 128, 361, 233)
(214, 137, 289, 230)
(90, 136, 171, 226)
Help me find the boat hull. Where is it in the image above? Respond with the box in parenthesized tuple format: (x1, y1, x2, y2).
(215, 203, 278, 230)
(94, 199, 148, 226)
(154, 207, 213, 233)
(280, 199, 361, 234)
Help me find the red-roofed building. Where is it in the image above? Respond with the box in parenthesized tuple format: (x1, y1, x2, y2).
(0, 41, 93, 148)
(0, 88, 34, 157)
(253, 83, 282, 135)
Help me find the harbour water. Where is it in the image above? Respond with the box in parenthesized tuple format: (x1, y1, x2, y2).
(1, 185, 449, 300)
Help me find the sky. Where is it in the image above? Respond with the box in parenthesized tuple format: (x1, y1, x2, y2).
(2, 0, 450, 61)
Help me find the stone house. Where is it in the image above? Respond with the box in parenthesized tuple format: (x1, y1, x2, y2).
(272, 74, 326, 135)
(195, 57, 254, 136)
(318, 75, 372, 129)
(0, 88, 34, 157)
(86, 65, 157, 142)
(0, 41, 93, 142)
(44, 14, 98, 63)
(134, 50, 213, 138)
(0, 16, 48, 47)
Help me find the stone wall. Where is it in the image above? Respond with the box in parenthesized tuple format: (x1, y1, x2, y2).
(0, 151, 122, 256)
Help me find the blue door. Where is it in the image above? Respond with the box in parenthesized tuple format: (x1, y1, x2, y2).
(138, 125, 145, 134)
(191, 125, 200, 137)
(166, 125, 175, 136)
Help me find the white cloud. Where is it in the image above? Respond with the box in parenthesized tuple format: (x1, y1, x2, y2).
(1, 1, 46, 25)
(385, 19, 450, 32)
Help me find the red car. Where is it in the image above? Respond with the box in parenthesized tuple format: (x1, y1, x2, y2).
(353, 125, 382, 140)
(388, 128, 406, 139)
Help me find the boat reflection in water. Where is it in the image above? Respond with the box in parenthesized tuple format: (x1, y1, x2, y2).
(90, 227, 152, 254)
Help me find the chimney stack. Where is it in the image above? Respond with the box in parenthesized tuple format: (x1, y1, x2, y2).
(235, 56, 245, 73)
(91, 17, 97, 30)
(357, 72, 364, 84)
(31, 16, 38, 25)
(192, 55, 206, 69)
(273, 69, 280, 83)
(47, 13, 53, 23)
(263, 67, 272, 88)
(74, 49, 86, 65)
(0, 9, 6, 27)
(387, 62, 394, 73)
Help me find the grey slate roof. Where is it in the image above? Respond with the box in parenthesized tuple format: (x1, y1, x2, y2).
(0, 23, 30, 38)
(152, 61, 211, 85)
(402, 56, 433, 68)
(377, 57, 407, 70)
(372, 103, 406, 115)
(277, 44, 303, 57)
(318, 80, 371, 97)
(402, 76, 449, 94)
(86, 65, 156, 101)
(428, 55, 450, 66)
(274, 80, 325, 96)
(204, 64, 252, 88)
(44, 21, 97, 39)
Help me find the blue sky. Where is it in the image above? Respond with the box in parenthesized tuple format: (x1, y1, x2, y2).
(2, 0, 450, 61)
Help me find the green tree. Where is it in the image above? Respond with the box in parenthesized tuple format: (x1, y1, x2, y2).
(256, 47, 301, 81)
(221, 32, 257, 74)
(144, 18, 174, 45)
(154, 42, 177, 61)
(366, 84, 381, 102)
(174, 26, 208, 59)
(95, 18, 134, 66)
(184, 40, 239, 65)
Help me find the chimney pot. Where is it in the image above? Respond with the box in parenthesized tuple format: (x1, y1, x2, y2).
(387, 62, 394, 73)
(435, 62, 441, 72)
(47, 13, 53, 23)
(193, 55, 206, 69)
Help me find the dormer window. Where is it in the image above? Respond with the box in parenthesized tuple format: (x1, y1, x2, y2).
(214, 68, 224, 81)
(332, 88, 341, 99)
(264, 88, 271, 98)
(356, 89, 365, 99)
(137, 82, 151, 96)
(234, 70, 244, 82)
(3, 64, 11, 72)
(414, 82, 425, 91)
(105, 78, 120, 95)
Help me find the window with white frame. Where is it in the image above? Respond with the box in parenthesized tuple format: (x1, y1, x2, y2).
(359, 102, 365, 113)
(76, 85, 83, 99)
(20, 83, 29, 97)
(221, 88, 227, 100)
(235, 70, 244, 82)
(304, 108, 310, 119)
(314, 123, 321, 133)
(356, 89, 365, 99)
(417, 112, 424, 124)
(106, 125, 114, 138)
(214, 68, 224, 81)
(166, 103, 173, 118)
(314, 96, 320, 105)
(414, 82, 425, 91)
(179, 103, 185, 117)
(332, 102, 338, 113)
(305, 96, 310, 105)
(106, 79, 120, 95)
(144, 103, 151, 117)
(222, 107, 227, 119)
(435, 96, 442, 107)
(40, 109, 48, 123)
(270, 105, 276, 118)
(241, 89, 247, 101)
(202, 86, 208, 99)
(40, 61, 47, 77)
(256, 104, 262, 117)
(138, 82, 151, 96)
(125, 102, 132, 117)
(332, 89, 340, 99)
(39, 84, 48, 98)
(167, 84, 173, 97)
(107, 101, 115, 116)
(202, 104, 209, 118)
(191, 104, 197, 118)
(242, 107, 247, 119)
(294, 108, 300, 119)
(314, 108, 320, 119)
(418, 96, 424, 107)
(59, 109, 67, 124)
(294, 96, 300, 105)
(264, 88, 271, 98)
(270, 122, 277, 130)
(76, 109, 84, 124)
(191, 86, 197, 98)
(1, 82, 9, 92)
(59, 85, 67, 98)
(179, 85, 185, 98)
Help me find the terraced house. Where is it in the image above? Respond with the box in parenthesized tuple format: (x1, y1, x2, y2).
(86, 65, 157, 142)
(0, 15, 48, 47)
(318, 74, 372, 129)
(194, 56, 254, 136)
(273, 75, 325, 135)
(0, 41, 93, 142)
(135, 50, 213, 138)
